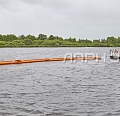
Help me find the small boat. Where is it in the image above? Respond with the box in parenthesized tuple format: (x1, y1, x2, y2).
(110, 48, 120, 59)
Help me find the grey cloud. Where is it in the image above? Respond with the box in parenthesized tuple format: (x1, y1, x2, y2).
(21, 0, 71, 9)
(0, 0, 11, 9)
(0, 0, 120, 39)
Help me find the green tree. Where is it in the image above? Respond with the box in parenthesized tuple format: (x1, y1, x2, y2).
(12, 40, 25, 47)
(93, 39, 100, 43)
(48, 35, 56, 40)
(0, 41, 6, 46)
(38, 34, 47, 40)
(19, 34, 25, 40)
(56, 36, 63, 41)
(0, 34, 3, 41)
(67, 37, 76, 42)
(25, 34, 36, 41)
(101, 39, 107, 43)
(107, 37, 117, 44)
(24, 39, 33, 45)
(2, 34, 17, 41)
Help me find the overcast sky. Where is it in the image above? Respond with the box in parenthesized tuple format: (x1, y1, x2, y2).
(0, 0, 120, 40)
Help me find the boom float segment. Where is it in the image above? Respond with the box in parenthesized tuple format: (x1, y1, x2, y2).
(0, 57, 101, 65)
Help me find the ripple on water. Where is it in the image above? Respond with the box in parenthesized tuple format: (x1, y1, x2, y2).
(0, 48, 120, 116)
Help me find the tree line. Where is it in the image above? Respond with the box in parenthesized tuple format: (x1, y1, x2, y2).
(0, 34, 120, 47)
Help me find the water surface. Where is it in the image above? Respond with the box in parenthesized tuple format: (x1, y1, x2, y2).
(0, 47, 120, 116)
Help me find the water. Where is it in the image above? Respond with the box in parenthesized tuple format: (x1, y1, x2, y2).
(0, 47, 120, 116)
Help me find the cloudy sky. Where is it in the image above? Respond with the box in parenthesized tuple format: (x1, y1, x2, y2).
(0, 0, 120, 40)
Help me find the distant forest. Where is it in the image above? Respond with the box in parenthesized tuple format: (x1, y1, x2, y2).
(0, 34, 120, 47)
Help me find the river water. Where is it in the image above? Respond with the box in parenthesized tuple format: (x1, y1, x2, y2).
(0, 47, 120, 116)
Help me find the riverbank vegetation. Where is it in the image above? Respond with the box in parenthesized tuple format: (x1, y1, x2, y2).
(0, 34, 120, 47)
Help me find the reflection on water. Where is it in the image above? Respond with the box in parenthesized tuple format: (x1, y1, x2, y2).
(0, 48, 120, 116)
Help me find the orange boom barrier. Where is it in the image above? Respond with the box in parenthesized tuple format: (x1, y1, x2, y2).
(0, 57, 101, 65)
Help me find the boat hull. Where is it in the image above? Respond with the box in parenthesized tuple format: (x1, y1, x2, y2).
(110, 56, 120, 59)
